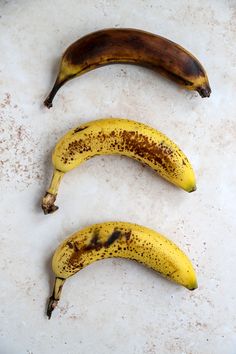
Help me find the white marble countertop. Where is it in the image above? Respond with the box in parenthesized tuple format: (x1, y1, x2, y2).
(1, 1, 236, 353)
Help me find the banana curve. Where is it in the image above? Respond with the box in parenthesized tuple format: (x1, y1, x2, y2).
(44, 28, 211, 108)
(42, 118, 196, 214)
(47, 222, 197, 318)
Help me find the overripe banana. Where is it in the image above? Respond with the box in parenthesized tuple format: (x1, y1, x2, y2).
(42, 118, 196, 214)
(47, 221, 197, 318)
(44, 28, 211, 108)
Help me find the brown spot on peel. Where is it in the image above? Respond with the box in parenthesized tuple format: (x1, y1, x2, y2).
(73, 126, 88, 134)
(67, 242, 73, 249)
(85, 230, 102, 251)
(124, 230, 131, 241)
(104, 230, 122, 247)
(118, 130, 174, 172)
(60, 129, 175, 174)
(67, 229, 126, 268)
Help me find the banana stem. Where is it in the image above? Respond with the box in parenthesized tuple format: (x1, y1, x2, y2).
(47, 277, 66, 319)
(42, 169, 64, 214)
(44, 78, 65, 108)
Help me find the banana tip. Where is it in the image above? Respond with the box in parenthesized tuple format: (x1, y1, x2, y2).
(197, 85, 211, 98)
(188, 284, 198, 291)
(188, 185, 197, 193)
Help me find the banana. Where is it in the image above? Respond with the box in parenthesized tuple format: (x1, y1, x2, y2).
(42, 118, 196, 214)
(47, 221, 197, 319)
(44, 28, 211, 108)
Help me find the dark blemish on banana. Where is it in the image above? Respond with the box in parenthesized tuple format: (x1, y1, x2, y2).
(120, 131, 171, 171)
(183, 57, 204, 78)
(73, 242, 79, 252)
(65, 139, 92, 156)
(124, 230, 131, 241)
(161, 68, 193, 86)
(66, 29, 175, 79)
(67, 241, 73, 249)
(67, 32, 112, 64)
(104, 230, 122, 247)
(73, 126, 88, 134)
(85, 230, 102, 251)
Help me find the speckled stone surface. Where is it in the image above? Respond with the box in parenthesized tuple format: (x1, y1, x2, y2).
(0, 1, 236, 353)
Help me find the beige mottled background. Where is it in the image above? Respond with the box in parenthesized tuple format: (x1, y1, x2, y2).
(0, 1, 236, 353)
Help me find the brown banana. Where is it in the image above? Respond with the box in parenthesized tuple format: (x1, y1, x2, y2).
(44, 28, 211, 108)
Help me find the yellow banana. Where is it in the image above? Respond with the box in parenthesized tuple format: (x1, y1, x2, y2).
(47, 221, 197, 319)
(44, 28, 211, 108)
(42, 118, 196, 214)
